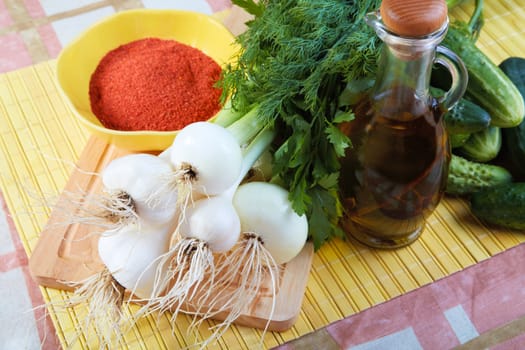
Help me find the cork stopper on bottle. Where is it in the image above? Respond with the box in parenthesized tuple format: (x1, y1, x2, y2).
(380, 0, 448, 37)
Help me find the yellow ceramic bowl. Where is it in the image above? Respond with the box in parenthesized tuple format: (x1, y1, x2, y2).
(56, 9, 237, 151)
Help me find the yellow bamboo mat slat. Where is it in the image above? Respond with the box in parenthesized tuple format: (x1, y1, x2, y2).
(1, 1, 525, 349)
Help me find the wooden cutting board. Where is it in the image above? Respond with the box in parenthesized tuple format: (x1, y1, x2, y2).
(28, 136, 314, 332)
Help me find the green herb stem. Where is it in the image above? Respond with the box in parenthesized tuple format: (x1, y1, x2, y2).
(226, 104, 268, 147)
(468, 0, 484, 40)
(239, 126, 275, 177)
(213, 99, 245, 128)
(221, 123, 275, 200)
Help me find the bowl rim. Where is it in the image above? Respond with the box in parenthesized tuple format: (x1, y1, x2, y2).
(56, 8, 236, 138)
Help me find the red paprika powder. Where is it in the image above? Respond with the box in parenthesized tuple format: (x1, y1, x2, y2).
(89, 38, 223, 131)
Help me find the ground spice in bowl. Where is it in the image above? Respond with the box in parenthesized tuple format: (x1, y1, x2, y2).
(89, 38, 223, 131)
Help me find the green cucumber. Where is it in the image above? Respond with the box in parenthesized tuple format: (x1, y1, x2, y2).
(431, 87, 491, 135)
(470, 182, 525, 230)
(458, 125, 501, 163)
(441, 26, 525, 128)
(502, 114, 525, 179)
(450, 133, 471, 148)
(443, 97, 491, 135)
(446, 154, 512, 195)
(499, 57, 525, 178)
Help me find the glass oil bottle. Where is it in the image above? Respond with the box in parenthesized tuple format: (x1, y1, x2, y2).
(339, 0, 468, 248)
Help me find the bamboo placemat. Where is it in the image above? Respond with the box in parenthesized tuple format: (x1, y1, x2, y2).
(1, 1, 524, 349)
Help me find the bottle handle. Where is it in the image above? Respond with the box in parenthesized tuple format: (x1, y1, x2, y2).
(434, 45, 468, 110)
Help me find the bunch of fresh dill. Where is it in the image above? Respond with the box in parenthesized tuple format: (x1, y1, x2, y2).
(221, 0, 382, 248)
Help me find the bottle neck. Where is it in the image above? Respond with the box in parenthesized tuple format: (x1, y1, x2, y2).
(365, 11, 449, 108)
(372, 43, 435, 101)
